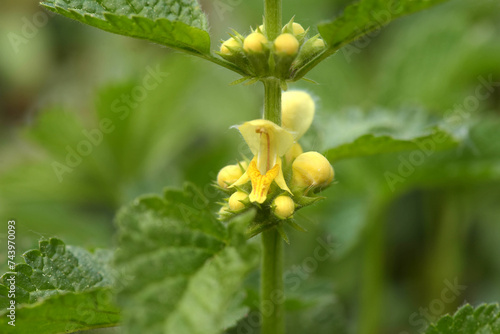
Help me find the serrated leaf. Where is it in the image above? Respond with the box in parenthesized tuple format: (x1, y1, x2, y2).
(293, 0, 449, 79)
(379, 118, 500, 193)
(114, 183, 259, 334)
(40, 0, 211, 56)
(0, 238, 119, 334)
(318, 0, 449, 53)
(321, 108, 458, 163)
(425, 303, 500, 334)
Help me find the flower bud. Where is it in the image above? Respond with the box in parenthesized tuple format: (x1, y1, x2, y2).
(292, 152, 334, 189)
(217, 164, 244, 189)
(293, 35, 326, 67)
(229, 191, 248, 211)
(282, 19, 306, 41)
(286, 22, 305, 35)
(285, 142, 303, 164)
(220, 37, 241, 56)
(273, 33, 299, 56)
(243, 32, 268, 53)
(218, 205, 229, 217)
(312, 38, 325, 48)
(273, 195, 295, 219)
(281, 90, 315, 140)
(218, 205, 230, 219)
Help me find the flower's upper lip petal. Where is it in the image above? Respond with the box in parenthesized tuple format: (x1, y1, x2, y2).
(281, 90, 315, 140)
(237, 119, 294, 157)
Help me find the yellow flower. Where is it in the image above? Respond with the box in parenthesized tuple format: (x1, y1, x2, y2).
(243, 32, 268, 53)
(274, 33, 299, 56)
(273, 195, 295, 219)
(290, 22, 305, 35)
(231, 119, 294, 203)
(292, 151, 334, 189)
(281, 90, 315, 141)
(229, 191, 248, 211)
(217, 164, 244, 189)
(220, 37, 241, 56)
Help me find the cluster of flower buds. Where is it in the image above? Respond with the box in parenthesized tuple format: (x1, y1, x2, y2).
(216, 91, 334, 239)
(218, 18, 326, 81)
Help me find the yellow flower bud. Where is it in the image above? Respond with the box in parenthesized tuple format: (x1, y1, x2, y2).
(274, 33, 299, 56)
(285, 142, 303, 164)
(220, 37, 241, 55)
(312, 38, 325, 48)
(273, 195, 295, 219)
(282, 20, 305, 36)
(218, 205, 229, 217)
(243, 32, 268, 53)
(291, 22, 305, 35)
(281, 90, 315, 141)
(229, 191, 248, 211)
(292, 152, 334, 189)
(217, 164, 244, 189)
(293, 35, 326, 67)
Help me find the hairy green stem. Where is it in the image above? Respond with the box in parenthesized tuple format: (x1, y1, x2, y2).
(264, 0, 282, 41)
(263, 78, 282, 123)
(261, 1, 283, 333)
(261, 228, 285, 334)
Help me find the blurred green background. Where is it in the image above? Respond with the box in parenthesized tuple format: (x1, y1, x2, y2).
(1, 0, 499, 333)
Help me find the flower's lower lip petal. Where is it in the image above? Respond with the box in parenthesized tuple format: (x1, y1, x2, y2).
(248, 160, 281, 203)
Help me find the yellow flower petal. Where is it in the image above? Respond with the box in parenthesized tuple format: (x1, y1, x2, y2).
(238, 119, 294, 174)
(274, 157, 292, 195)
(281, 91, 315, 141)
(247, 159, 279, 203)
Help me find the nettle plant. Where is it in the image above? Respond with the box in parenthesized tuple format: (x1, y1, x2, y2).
(1, 0, 500, 334)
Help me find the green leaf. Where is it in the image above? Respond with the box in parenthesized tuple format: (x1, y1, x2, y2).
(0, 238, 119, 334)
(425, 303, 500, 334)
(40, 0, 211, 56)
(115, 184, 259, 334)
(379, 118, 500, 194)
(319, 0, 449, 52)
(293, 0, 449, 79)
(320, 108, 458, 163)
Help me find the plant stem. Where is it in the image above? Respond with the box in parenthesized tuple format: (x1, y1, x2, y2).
(263, 78, 282, 123)
(261, 228, 285, 334)
(261, 1, 284, 333)
(264, 0, 282, 41)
